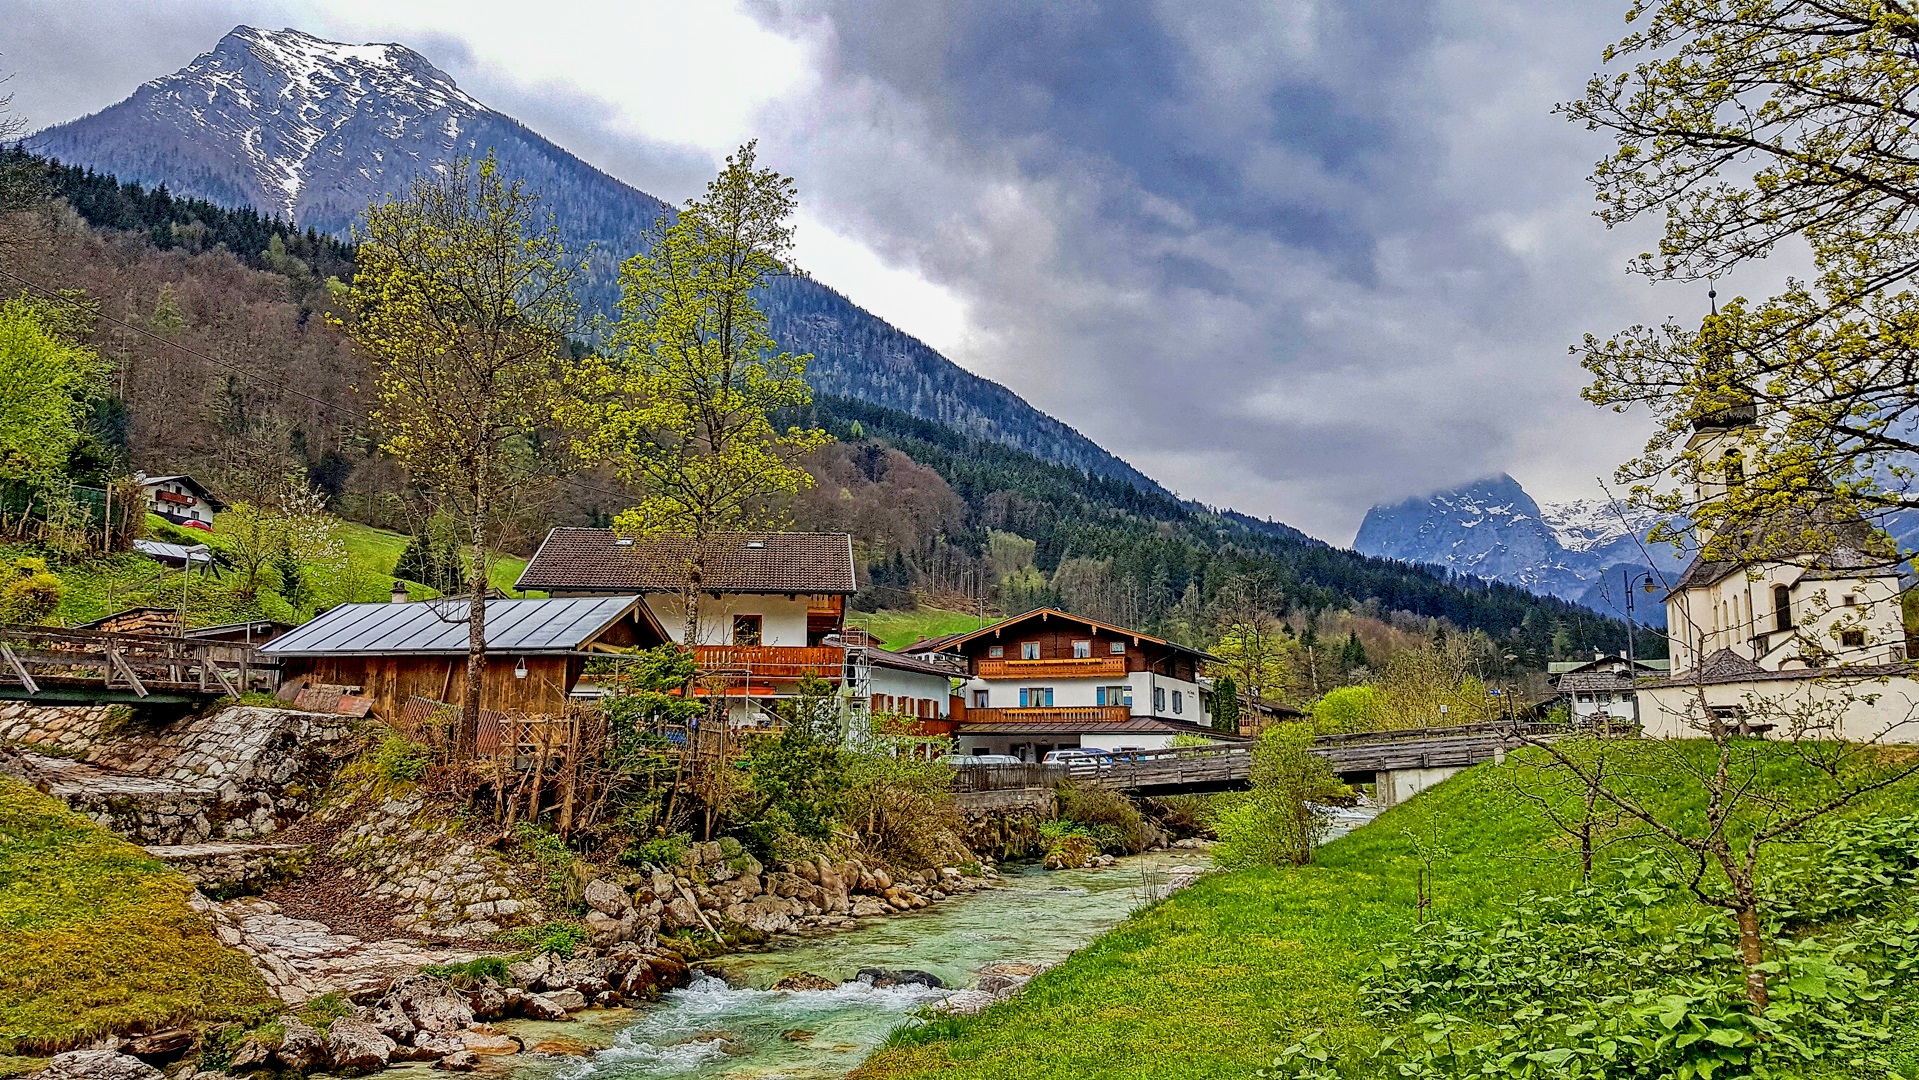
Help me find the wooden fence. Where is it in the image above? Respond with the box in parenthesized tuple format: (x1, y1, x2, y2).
(0, 625, 277, 700)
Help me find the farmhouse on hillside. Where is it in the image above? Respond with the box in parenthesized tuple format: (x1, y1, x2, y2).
(908, 607, 1226, 758)
(134, 472, 225, 527)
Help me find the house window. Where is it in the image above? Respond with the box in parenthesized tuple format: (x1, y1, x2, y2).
(1019, 687, 1054, 707)
(1773, 585, 1792, 632)
(1072, 640, 1092, 658)
(1154, 687, 1166, 712)
(1841, 629, 1866, 649)
(1110, 640, 1126, 655)
(1843, 594, 1858, 607)
(732, 614, 762, 646)
(1021, 642, 1041, 660)
(1172, 690, 1184, 714)
(988, 645, 1004, 658)
(973, 689, 988, 708)
(1096, 685, 1132, 707)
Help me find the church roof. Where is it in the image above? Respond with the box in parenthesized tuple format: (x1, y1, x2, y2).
(1668, 500, 1900, 595)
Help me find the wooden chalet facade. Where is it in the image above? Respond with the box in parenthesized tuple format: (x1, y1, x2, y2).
(516, 529, 861, 724)
(910, 608, 1226, 758)
(261, 595, 667, 719)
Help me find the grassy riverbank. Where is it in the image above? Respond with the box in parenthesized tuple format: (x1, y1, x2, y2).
(855, 747, 1919, 1080)
(0, 777, 273, 1057)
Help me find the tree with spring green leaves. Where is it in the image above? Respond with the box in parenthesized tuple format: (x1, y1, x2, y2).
(1210, 674, 1241, 735)
(589, 143, 831, 646)
(1568, 2, 1919, 564)
(337, 152, 593, 760)
(0, 294, 106, 530)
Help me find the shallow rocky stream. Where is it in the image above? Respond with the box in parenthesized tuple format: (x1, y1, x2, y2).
(501, 805, 1380, 1080)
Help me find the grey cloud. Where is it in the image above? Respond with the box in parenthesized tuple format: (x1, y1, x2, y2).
(747, 0, 1672, 539)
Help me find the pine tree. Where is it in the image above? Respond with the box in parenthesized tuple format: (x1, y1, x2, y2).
(1211, 675, 1242, 735)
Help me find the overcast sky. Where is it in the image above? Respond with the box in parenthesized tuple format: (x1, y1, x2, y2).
(4, 0, 1712, 542)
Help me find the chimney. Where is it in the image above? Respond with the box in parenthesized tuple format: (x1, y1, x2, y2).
(391, 580, 409, 604)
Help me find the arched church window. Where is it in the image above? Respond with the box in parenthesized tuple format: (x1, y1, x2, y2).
(1773, 584, 1792, 632)
(1723, 450, 1745, 490)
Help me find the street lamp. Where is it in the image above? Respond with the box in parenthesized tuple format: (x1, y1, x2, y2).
(1621, 569, 1661, 725)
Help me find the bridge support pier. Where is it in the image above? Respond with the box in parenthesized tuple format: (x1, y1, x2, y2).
(1373, 765, 1464, 809)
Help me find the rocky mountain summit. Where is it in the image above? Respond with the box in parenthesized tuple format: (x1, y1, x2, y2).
(1353, 473, 1683, 624)
(31, 25, 1159, 492)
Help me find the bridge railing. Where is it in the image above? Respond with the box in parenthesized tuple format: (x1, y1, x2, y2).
(0, 624, 278, 699)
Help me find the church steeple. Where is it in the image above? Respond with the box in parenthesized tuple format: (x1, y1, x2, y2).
(1686, 284, 1759, 516)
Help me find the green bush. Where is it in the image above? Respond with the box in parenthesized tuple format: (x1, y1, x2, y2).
(420, 956, 511, 987)
(1310, 685, 1387, 735)
(623, 832, 691, 869)
(1213, 725, 1346, 868)
(371, 731, 430, 783)
(1056, 781, 1156, 854)
(499, 921, 589, 958)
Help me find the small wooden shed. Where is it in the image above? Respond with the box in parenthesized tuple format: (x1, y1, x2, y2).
(261, 595, 667, 718)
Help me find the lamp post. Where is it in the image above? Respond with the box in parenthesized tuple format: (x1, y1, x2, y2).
(1621, 569, 1660, 724)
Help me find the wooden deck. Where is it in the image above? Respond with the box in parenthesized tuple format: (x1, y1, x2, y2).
(0, 625, 278, 705)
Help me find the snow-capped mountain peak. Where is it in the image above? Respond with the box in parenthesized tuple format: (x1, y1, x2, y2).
(109, 26, 486, 220)
(1539, 498, 1654, 555)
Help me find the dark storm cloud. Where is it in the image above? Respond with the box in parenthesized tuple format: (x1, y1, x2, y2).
(746, 0, 1672, 538)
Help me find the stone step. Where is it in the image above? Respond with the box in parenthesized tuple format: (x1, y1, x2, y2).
(147, 841, 313, 897)
(3, 749, 230, 845)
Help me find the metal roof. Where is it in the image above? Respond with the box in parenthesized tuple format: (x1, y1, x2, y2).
(262, 595, 651, 657)
(134, 540, 213, 565)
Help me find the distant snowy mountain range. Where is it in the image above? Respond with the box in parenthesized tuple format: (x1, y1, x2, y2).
(1353, 474, 1685, 625)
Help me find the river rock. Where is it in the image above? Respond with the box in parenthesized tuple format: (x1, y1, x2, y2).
(857, 967, 944, 989)
(35, 1050, 163, 1080)
(326, 1018, 395, 1074)
(393, 975, 475, 1033)
(123, 1029, 193, 1058)
(460, 1028, 523, 1055)
(583, 878, 629, 916)
(274, 1018, 328, 1072)
(771, 972, 837, 991)
(518, 993, 570, 1020)
(507, 954, 551, 990)
(849, 897, 889, 917)
(544, 987, 590, 1012)
(462, 979, 509, 1021)
(434, 1050, 480, 1071)
(937, 989, 998, 1016)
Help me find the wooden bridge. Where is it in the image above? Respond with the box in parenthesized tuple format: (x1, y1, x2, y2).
(0, 626, 278, 706)
(951, 722, 1551, 799)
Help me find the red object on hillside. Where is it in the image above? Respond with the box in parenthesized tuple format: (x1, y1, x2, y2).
(182, 519, 214, 532)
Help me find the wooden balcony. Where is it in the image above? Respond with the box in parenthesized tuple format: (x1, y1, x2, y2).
(695, 644, 843, 680)
(975, 656, 1128, 680)
(962, 705, 1133, 725)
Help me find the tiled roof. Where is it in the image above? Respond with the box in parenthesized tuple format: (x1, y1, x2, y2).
(1556, 670, 1638, 693)
(516, 529, 857, 595)
(930, 607, 1220, 662)
(1654, 658, 1915, 688)
(1695, 648, 1767, 681)
(1669, 502, 1899, 594)
(262, 595, 657, 656)
(868, 648, 958, 679)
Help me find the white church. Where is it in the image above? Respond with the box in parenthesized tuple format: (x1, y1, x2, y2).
(1638, 372, 1919, 743)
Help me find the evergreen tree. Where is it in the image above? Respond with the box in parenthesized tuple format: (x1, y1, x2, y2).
(1211, 675, 1242, 735)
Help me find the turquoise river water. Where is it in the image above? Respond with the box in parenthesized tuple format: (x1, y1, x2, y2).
(504, 805, 1377, 1080)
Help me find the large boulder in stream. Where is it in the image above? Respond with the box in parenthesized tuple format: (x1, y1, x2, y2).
(856, 967, 944, 989)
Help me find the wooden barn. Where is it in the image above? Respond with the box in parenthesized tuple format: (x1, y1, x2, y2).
(260, 595, 667, 718)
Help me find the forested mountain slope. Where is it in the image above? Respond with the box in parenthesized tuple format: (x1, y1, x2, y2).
(29, 25, 1158, 491)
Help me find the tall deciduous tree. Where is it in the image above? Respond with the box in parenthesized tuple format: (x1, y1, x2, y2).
(338, 153, 590, 759)
(1569, 3, 1919, 558)
(594, 142, 830, 645)
(0, 295, 106, 494)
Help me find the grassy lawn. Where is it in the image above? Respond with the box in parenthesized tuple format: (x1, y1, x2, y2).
(0, 777, 274, 1053)
(852, 607, 983, 651)
(855, 747, 1919, 1080)
(26, 515, 537, 629)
